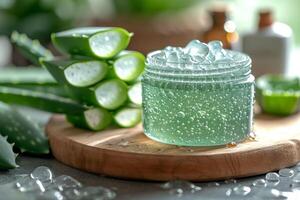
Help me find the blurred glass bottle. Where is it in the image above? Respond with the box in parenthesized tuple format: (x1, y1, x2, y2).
(242, 10, 292, 77)
(202, 9, 239, 49)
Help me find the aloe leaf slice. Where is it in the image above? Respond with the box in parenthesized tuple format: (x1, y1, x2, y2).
(51, 27, 132, 59)
(0, 134, 17, 169)
(0, 102, 49, 154)
(114, 107, 142, 128)
(67, 107, 112, 131)
(41, 58, 108, 87)
(11, 31, 53, 65)
(68, 79, 128, 110)
(128, 82, 142, 106)
(112, 51, 145, 82)
(0, 86, 86, 114)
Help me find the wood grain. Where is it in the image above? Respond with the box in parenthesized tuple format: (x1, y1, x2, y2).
(46, 114, 300, 181)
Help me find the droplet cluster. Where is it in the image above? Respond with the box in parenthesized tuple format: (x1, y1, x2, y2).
(9, 166, 116, 200)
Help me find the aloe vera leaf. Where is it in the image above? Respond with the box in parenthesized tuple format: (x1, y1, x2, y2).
(112, 51, 145, 82)
(51, 27, 132, 59)
(11, 31, 53, 65)
(40, 58, 109, 87)
(0, 102, 49, 154)
(0, 67, 68, 97)
(0, 135, 17, 169)
(128, 82, 142, 106)
(0, 86, 86, 114)
(67, 107, 112, 131)
(114, 107, 142, 128)
(68, 79, 128, 110)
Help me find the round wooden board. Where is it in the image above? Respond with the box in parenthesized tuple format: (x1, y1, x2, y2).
(46, 114, 300, 181)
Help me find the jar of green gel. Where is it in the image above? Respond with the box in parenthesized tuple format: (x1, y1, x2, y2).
(142, 40, 254, 146)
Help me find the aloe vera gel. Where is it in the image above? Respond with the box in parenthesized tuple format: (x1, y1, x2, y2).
(142, 40, 254, 146)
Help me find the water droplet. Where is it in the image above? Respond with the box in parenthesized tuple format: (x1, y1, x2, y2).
(229, 185, 251, 196)
(36, 189, 64, 200)
(30, 166, 53, 183)
(79, 186, 116, 200)
(257, 188, 287, 199)
(160, 180, 201, 194)
(266, 172, 280, 182)
(247, 132, 256, 141)
(266, 172, 280, 186)
(54, 175, 82, 191)
(224, 179, 237, 184)
(169, 188, 183, 197)
(226, 142, 237, 148)
(279, 168, 294, 177)
(252, 179, 267, 187)
(16, 176, 45, 192)
(118, 140, 129, 147)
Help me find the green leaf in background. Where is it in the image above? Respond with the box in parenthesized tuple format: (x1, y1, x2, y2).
(0, 102, 49, 154)
(0, 86, 87, 114)
(0, 134, 17, 170)
(51, 27, 133, 59)
(11, 31, 53, 65)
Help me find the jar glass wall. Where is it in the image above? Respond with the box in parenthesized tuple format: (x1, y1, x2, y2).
(142, 40, 254, 146)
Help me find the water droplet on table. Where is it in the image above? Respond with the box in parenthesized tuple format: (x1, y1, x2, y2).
(160, 180, 201, 195)
(226, 185, 251, 196)
(257, 188, 287, 199)
(16, 176, 45, 192)
(54, 175, 82, 191)
(36, 189, 64, 200)
(30, 166, 54, 183)
(224, 179, 237, 184)
(252, 179, 267, 187)
(279, 168, 294, 177)
(79, 186, 116, 200)
(266, 172, 280, 187)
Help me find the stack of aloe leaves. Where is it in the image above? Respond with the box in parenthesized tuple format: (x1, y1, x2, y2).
(0, 27, 144, 169)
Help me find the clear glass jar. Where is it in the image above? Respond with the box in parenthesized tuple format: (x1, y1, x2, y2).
(142, 41, 254, 146)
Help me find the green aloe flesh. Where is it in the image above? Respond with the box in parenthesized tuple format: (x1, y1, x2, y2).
(51, 27, 132, 59)
(11, 31, 53, 65)
(94, 79, 128, 110)
(0, 86, 86, 114)
(0, 102, 49, 154)
(112, 51, 145, 82)
(40, 58, 108, 87)
(0, 134, 17, 169)
(256, 75, 300, 115)
(128, 82, 142, 106)
(114, 107, 142, 128)
(68, 79, 128, 110)
(67, 107, 112, 131)
(0, 67, 68, 97)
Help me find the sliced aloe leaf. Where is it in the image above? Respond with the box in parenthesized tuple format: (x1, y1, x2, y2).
(111, 51, 145, 82)
(0, 134, 17, 169)
(0, 86, 86, 114)
(114, 107, 142, 128)
(0, 102, 49, 154)
(11, 31, 53, 65)
(67, 107, 112, 131)
(51, 27, 133, 59)
(68, 79, 128, 110)
(128, 82, 142, 106)
(41, 58, 108, 87)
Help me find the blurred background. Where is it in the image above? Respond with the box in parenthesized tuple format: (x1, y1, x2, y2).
(0, 0, 299, 76)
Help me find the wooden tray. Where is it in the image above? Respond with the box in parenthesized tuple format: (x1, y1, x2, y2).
(46, 114, 300, 181)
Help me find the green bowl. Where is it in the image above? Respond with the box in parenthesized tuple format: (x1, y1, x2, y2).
(256, 75, 300, 116)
